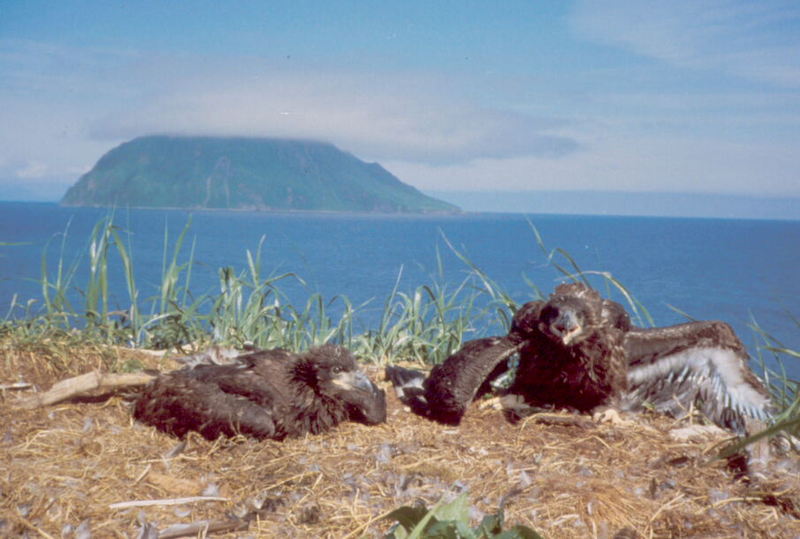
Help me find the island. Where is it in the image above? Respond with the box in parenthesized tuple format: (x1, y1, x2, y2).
(61, 135, 459, 213)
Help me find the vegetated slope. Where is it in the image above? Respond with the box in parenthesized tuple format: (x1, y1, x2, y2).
(61, 135, 459, 213)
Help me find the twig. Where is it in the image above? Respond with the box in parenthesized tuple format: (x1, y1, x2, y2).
(133, 463, 152, 485)
(158, 518, 250, 538)
(0, 382, 32, 391)
(112, 345, 168, 357)
(16, 370, 154, 409)
(521, 412, 595, 429)
(109, 496, 229, 510)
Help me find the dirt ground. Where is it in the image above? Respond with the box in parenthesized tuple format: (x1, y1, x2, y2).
(2, 343, 800, 538)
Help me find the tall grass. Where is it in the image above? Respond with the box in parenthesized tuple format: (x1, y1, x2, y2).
(2, 216, 514, 363)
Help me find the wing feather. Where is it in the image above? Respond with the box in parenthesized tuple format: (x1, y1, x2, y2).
(424, 336, 523, 425)
(384, 365, 429, 417)
(385, 337, 523, 425)
(623, 322, 773, 434)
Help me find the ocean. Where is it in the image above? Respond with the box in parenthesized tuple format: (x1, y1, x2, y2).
(1, 201, 798, 379)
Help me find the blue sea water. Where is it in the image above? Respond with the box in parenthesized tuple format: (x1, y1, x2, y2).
(1, 201, 798, 379)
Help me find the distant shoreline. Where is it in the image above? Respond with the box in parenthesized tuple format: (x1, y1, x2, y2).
(57, 201, 465, 217)
(425, 189, 800, 222)
(1, 199, 796, 222)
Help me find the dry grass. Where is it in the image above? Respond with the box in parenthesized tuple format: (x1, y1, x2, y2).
(2, 342, 800, 538)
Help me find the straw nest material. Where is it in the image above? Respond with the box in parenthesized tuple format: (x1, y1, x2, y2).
(2, 342, 800, 538)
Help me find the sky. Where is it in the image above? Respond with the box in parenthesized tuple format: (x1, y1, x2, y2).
(1, 0, 799, 210)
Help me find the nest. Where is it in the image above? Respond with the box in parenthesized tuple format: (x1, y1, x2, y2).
(2, 342, 800, 538)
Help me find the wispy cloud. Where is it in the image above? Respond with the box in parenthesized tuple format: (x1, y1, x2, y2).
(6, 41, 580, 161)
(387, 134, 800, 196)
(571, 0, 800, 87)
(14, 161, 49, 179)
(0, 40, 582, 186)
(88, 60, 581, 164)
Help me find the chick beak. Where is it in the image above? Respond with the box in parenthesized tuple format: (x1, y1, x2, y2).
(333, 370, 375, 392)
(550, 309, 582, 345)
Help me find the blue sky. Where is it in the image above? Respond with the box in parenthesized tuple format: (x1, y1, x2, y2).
(1, 0, 799, 204)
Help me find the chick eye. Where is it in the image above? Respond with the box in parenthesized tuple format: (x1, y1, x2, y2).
(332, 366, 342, 374)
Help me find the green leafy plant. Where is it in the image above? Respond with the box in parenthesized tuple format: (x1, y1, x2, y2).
(381, 493, 544, 539)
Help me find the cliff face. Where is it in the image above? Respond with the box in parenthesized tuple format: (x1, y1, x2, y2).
(61, 136, 459, 213)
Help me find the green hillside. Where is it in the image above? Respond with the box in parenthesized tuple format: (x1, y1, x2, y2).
(61, 136, 459, 213)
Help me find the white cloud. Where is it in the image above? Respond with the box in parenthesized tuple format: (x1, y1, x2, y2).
(0, 92, 110, 184)
(87, 63, 580, 164)
(571, 0, 800, 87)
(0, 41, 582, 199)
(386, 134, 800, 196)
(15, 161, 49, 179)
